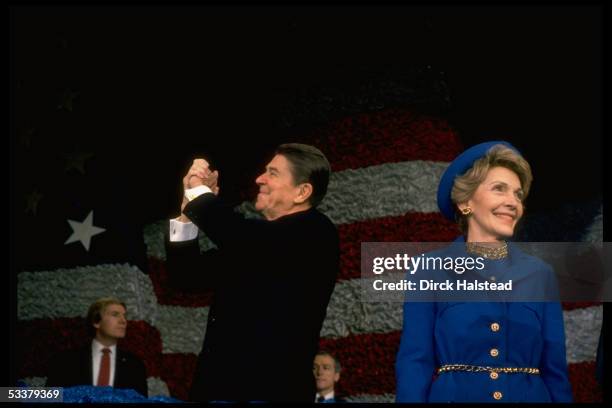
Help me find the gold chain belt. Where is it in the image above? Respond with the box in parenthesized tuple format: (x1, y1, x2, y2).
(437, 364, 540, 375)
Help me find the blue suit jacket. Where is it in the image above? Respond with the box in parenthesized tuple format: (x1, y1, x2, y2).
(395, 237, 573, 402)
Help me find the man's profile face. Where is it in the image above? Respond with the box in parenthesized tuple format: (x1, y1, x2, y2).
(94, 303, 127, 341)
(313, 354, 340, 394)
(254, 154, 303, 220)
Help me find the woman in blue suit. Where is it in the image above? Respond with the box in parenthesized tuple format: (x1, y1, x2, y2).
(395, 141, 573, 402)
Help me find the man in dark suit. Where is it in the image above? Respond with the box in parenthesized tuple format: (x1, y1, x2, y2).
(314, 350, 347, 403)
(166, 143, 340, 402)
(46, 297, 148, 397)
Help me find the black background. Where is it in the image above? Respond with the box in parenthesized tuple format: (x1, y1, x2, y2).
(11, 5, 603, 215)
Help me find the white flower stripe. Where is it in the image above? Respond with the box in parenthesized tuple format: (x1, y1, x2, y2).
(156, 304, 208, 354)
(319, 160, 447, 224)
(17, 264, 207, 354)
(17, 264, 158, 323)
(582, 206, 603, 243)
(142, 160, 449, 260)
(17, 264, 601, 363)
(146, 377, 171, 397)
(564, 305, 603, 363)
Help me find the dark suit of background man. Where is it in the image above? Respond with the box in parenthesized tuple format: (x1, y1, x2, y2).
(46, 297, 148, 397)
(166, 143, 340, 402)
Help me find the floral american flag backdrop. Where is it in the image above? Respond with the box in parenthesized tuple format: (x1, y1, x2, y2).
(13, 8, 603, 402)
(16, 104, 603, 401)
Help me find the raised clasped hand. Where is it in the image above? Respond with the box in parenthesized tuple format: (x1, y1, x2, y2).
(183, 158, 220, 195)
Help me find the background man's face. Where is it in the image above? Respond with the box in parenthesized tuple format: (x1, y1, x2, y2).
(254, 154, 302, 220)
(313, 354, 340, 394)
(94, 303, 127, 341)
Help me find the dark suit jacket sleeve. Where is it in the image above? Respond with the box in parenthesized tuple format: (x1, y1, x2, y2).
(45, 353, 65, 388)
(182, 192, 255, 251)
(183, 192, 339, 284)
(130, 355, 148, 398)
(165, 219, 224, 291)
(116, 351, 148, 397)
(46, 348, 90, 388)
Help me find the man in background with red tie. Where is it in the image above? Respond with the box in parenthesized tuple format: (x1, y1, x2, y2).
(46, 297, 148, 397)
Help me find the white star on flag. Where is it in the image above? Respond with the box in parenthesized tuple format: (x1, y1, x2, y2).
(64, 210, 106, 251)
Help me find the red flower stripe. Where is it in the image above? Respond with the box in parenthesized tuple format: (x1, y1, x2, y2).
(338, 213, 460, 281)
(16, 319, 162, 378)
(236, 108, 462, 202)
(568, 361, 603, 402)
(17, 318, 601, 402)
(159, 354, 198, 401)
(561, 302, 602, 311)
(305, 109, 462, 172)
(319, 332, 401, 396)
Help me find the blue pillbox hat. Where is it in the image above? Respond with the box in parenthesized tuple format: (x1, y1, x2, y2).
(437, 141, 521, 221)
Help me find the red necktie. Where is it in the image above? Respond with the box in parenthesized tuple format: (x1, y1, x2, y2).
(97, 348, 111, 386)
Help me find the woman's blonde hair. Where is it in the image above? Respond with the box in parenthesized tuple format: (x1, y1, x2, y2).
(451, 144, 533, 234)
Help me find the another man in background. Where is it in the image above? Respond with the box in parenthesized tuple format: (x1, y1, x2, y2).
(314, 350, 346, 403)
(46, 297, 148, 397)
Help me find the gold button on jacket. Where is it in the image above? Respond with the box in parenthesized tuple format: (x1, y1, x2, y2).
(490, 348, 499, 357)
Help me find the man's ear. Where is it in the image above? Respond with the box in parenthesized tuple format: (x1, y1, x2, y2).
(294, 183, 313, 205)
(334, 372, 340, 383)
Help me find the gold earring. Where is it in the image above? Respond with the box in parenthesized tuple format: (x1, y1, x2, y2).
(461, 207, 472, 216)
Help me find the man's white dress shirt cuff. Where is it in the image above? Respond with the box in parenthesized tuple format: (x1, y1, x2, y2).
(169, 185, 212, 242)
(169, 218, 199, 242)
(184, 185, 212, 201)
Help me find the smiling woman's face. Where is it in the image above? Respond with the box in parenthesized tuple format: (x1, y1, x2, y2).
(459, 166, 525, 243)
